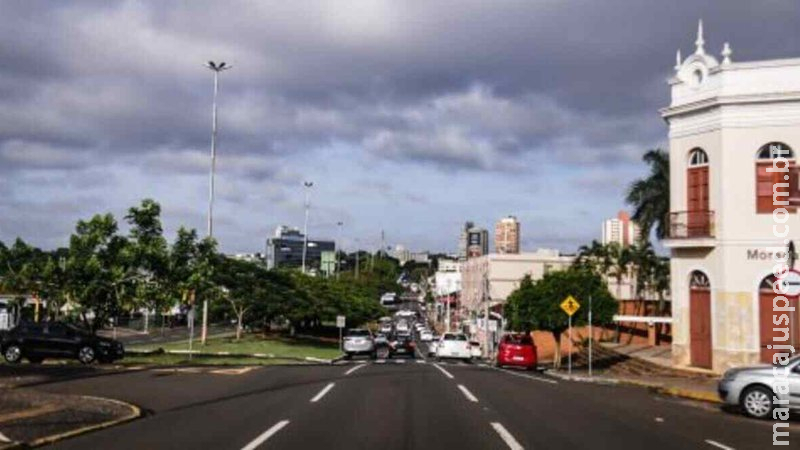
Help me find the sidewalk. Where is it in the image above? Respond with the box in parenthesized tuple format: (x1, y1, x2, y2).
(0, 388, 139, 448)
(547, 341, 721, 404)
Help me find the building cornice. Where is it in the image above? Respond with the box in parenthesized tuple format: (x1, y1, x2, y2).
(660, 91, 800, 120)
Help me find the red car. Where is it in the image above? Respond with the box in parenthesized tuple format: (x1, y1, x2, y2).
(496, 333, 537, 370)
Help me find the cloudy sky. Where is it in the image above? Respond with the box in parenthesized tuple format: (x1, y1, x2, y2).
(1, 1, 799, 255)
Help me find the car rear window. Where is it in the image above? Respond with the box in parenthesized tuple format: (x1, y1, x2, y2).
(347, 330, 370, 337)
(443, 334, 467, 341)
(504, 334, 534, 345)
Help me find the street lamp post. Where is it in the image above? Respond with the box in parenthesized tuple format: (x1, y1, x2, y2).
(301, 181, 314, 273)
(201, 60, 231, 346)
(336, 221, 343, 280)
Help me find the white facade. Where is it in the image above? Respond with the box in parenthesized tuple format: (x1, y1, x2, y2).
(662, 22, 800, 372)
(461, 249, 574, 312)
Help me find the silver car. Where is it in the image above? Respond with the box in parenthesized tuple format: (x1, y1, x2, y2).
(343, 329, 375, 358)
(718, 355, 800, 418)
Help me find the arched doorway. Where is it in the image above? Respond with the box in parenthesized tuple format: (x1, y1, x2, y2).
(758, 275, 799, 363)
(689, 270, 712, 369)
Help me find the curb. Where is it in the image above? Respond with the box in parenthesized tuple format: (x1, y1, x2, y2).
(544, 370, 722, 403)
(126, 349, 336, 364)
(26, 396, 141, 447)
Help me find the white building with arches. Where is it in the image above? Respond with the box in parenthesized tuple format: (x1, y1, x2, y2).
(662, 22, 800, 372)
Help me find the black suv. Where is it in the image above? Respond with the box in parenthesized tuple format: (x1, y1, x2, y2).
(1, 322, 124, 364)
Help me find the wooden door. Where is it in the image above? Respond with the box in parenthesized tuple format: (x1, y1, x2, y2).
(690, 287, 712, 369)
(687, 166, 709, 237)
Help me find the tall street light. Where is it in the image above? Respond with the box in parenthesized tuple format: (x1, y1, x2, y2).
(301, 181, 314, 273)
(201, 60, 231, 346)
(336, 221, 343, 280)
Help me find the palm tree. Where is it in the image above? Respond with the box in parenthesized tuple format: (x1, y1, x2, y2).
(626, 149, 670, 241)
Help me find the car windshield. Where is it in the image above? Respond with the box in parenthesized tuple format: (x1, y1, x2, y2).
(504, 335, 534, 345)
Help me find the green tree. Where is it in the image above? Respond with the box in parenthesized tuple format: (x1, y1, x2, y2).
(626, 149, 670, 241)
(505, 267, 617, 369)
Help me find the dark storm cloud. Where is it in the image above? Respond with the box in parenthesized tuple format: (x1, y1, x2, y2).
(2, 1, 800, 250)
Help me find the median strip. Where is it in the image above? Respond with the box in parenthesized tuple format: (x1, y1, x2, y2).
(491, 422, 524, 450)
(457, 384, 479, 403)
(310, 383, 335, 403)
(240, 419, 290, 450)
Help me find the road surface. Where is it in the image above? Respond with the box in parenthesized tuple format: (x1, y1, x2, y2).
(34, 352, 790, 449)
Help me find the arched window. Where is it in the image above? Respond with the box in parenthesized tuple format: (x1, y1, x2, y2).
(688, 148, 709, 167)
(689, 270, 710, 290)
(755, 142, 796, 214)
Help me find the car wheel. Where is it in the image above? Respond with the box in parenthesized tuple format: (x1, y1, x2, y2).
(28, 356, 45, 364)
(77, 346, 96, 365)
(3, 345, 22, 364)
(741, 386, 774, 419)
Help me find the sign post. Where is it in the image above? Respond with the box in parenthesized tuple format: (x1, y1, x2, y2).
(560, 296, 581, 375)
(336, 315, 346, 351)
(588, 295, 593, 377)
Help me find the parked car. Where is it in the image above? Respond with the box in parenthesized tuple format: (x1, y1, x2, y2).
(389, 333, 416, 358)
(496, 333, 537, 370)
(718, 355, 800, 419)
(436, 333, 472, 361)
(379, 323, 393, 334)
(343, 329, 375, 359)
(420, 330, 433, 342)
(427, 337, 440, 356)
(1, 322, 124, 365)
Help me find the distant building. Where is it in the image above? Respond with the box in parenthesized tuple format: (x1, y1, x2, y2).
(265, 225, 335, 271)
(229, 253, 265, 264)
(461, 249, 574, 313)
(390, 245, 431, 266)
(458, 221, 489, 260)
(601, 211, 640, 247)
(494, 216, 520, 254)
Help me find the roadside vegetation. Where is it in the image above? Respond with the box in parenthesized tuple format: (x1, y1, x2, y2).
(0, 199, 396, 338)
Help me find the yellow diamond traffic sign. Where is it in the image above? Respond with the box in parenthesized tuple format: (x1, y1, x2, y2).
(560, 296, 580, 317)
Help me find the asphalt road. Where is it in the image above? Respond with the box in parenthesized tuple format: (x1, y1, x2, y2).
(31, 349, 794, 450)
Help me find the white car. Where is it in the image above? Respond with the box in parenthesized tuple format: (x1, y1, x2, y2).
(469, 341, 482, 358)
(427, 338, 439, 356)
(436, 333, 472, 361)
(420, 330, 433, 342)
(395, 321, 410, 333)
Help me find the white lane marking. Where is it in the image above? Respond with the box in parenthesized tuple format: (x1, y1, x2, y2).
(705, 440, 735, 450)
(654, 417, 664, 423)
(240, 419, 290, 450)
(491, 422, 524, 450)
(344, 363, 367, 376)
(416, 360, 426, 364)
(458, 384, 479, 403)
(415, 346, 428, 361)
(310, 383, 335, 403)
(395, 359, 406, 364)
(0, 432, 11, 443)
(376, 359, 386, 364)
(490, 366, 558, 384)
(432, 363, 455, 379)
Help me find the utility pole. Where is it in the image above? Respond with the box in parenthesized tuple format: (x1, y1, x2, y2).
(201, 60, 231, 346)
(301, 181, 313, 274)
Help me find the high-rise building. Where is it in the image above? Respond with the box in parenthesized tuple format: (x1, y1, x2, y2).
(458, 221, 474, 260)
(601, 211, 640, 247)
(494, 216, 520, 254)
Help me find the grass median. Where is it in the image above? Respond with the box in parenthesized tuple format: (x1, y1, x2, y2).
(126, 333, 342, 365)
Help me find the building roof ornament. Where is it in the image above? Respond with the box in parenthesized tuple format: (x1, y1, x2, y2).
(721, 42, 732, 65)
(675, 49, 682, 71)
(695, 19, 705, 55)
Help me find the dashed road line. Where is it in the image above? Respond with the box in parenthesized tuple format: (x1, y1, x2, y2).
(345, 363, 367, 375)
(432, 363, 455, 379)
(310, 383, 335, 403)
(0, 432, 12, 443)
(240, 419, 289, 450)
(457, 384, 479, 403)
(704, 439, 735, 450)
(491, 422, 524, 450)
